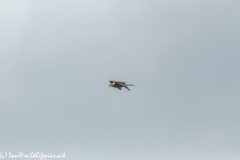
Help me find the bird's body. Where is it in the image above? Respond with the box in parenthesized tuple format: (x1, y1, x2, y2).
(109, 80, 134, 91)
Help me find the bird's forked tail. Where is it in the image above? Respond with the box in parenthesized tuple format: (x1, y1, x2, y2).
(125, 84, 134, 86)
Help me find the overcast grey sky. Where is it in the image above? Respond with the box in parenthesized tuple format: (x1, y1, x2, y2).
(0, 0, 240, 160)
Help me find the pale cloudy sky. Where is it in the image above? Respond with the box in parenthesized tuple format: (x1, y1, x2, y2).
(0, 0, 240, 160)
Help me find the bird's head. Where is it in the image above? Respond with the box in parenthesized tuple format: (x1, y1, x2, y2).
(109, 80, 115, 87)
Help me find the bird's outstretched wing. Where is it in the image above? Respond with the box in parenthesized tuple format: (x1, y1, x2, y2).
(124, 86, 130, 91)
(115, 82, 130, 91)
(115, 82, 131, 91)
(115, 82, 125, 86)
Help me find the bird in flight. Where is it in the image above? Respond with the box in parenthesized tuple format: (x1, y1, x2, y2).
(109, 80, 134, 91)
